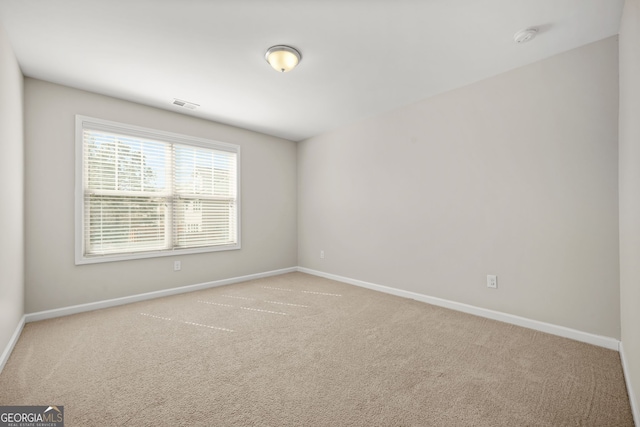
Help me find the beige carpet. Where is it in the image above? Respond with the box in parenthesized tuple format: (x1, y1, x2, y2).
(0, 272, 633, 426)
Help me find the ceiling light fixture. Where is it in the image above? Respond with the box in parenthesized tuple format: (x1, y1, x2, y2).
(265, 45, 302, 73)
(513, 28, 538, 44)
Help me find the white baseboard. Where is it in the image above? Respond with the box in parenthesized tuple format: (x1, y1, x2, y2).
(620, 342, 639, 426)
(10, 265, 622, 358)
(297, 267, 620, 351)
(25, 267, 297, 323)
(0, 315, 26, 375)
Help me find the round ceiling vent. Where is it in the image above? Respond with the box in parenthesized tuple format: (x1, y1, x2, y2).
(513, 28, 538, 44)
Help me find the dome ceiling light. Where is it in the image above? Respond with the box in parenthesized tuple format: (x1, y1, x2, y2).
(265, 45, 302, 73)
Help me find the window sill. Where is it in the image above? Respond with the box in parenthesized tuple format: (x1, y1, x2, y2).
(75, 243, 241, 265)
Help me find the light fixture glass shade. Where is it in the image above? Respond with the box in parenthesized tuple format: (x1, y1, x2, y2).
(265, 45, 301, 72)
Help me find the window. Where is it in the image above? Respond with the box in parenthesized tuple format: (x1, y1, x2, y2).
(75, 116, 240, 264)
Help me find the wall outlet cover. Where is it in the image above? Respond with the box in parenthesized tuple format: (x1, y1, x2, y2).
(487, 275, 497, 289)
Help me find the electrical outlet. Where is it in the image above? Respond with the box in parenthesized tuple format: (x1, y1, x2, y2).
(174, 261, 181, 271)
(487, 275, 497, 289)
(320, 250, 325, 259)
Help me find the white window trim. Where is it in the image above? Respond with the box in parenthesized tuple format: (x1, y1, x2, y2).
(75, 115, 241, 265)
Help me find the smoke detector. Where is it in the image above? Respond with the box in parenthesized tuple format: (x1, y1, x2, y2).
(172, 99, 199, 110)
(513, 28, 538, 44)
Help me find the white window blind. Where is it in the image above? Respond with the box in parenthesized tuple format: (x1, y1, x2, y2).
(76, 116, 240, 264)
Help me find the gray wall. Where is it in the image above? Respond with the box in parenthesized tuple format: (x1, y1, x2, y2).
(619, 0, 640, 415)
(0, 25, 24, 354)
(298, 37, 620, 338)
(24, 79, 297, 313)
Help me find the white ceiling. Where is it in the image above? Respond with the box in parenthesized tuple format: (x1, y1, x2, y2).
(0, 0, 625, 141)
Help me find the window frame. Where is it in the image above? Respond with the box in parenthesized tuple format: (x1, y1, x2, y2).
(75, 115, 241, 265)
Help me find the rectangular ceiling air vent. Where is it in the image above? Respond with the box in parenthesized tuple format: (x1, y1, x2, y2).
(172, 98, 199, 110)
